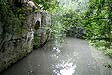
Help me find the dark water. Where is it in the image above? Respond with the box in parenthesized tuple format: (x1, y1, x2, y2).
(1, 38, 112, 75)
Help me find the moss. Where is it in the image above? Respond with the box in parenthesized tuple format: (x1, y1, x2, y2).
(0, 0, 35, 37)
(33, 33, 40, 49)
(0, 0, 35, 72)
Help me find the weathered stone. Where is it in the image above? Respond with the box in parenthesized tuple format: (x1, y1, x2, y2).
(33, 11, 51, 48)
(0, 0, 36, 72)
(0, 0, 51, 72)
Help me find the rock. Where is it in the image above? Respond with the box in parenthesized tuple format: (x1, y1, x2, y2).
(0, 0, 35, 72)
(27, 1, 37, 9)
(0, 0, 51, 72)
(33, 11, 51, 48)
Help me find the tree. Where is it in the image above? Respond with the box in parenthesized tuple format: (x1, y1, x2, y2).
(84, 0, 112, 49)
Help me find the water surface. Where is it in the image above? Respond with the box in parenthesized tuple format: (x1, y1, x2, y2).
(1, 38, 112, 75)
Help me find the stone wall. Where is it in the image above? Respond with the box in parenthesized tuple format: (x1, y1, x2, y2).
(0, 0, 51, 72)
(33, 11, 51, 48)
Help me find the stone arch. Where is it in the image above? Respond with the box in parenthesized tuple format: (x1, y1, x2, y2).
(34, 20, 40, 30)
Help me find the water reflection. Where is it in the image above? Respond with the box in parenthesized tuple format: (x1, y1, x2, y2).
(51, 54, 59, 58)
(1, 38, 112, 75)
(51, 44, 78, 75)
(53, 47, 61, 53)
(53, 62, 76, 75)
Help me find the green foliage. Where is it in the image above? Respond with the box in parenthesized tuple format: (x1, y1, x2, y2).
(1, 0, 111, 53)
(0, 0, 19, 34)
(51, 10, 65, 43)
(33, 33, 40, 49)
(50, 1, 86, 42)
(83, 0, 112, 55)
(34, 0, 59, 12)
(0, 0, 29, 37)
(61, 9, 85, 37)
(105, 49, 112, 57)
(61, 10, 82, 30)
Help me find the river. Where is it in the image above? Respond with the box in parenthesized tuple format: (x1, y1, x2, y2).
(1, 37, 112, 75)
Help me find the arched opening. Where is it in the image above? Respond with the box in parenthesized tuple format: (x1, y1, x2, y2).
(34, 20, 40, 30)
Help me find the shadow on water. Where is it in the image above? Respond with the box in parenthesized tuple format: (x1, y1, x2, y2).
(1, 38, 112, 75)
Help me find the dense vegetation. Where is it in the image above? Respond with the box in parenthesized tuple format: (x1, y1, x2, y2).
(84, 0, 112, 56)
(46, 0, 112, 56)
(0, 0, 111, 56)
